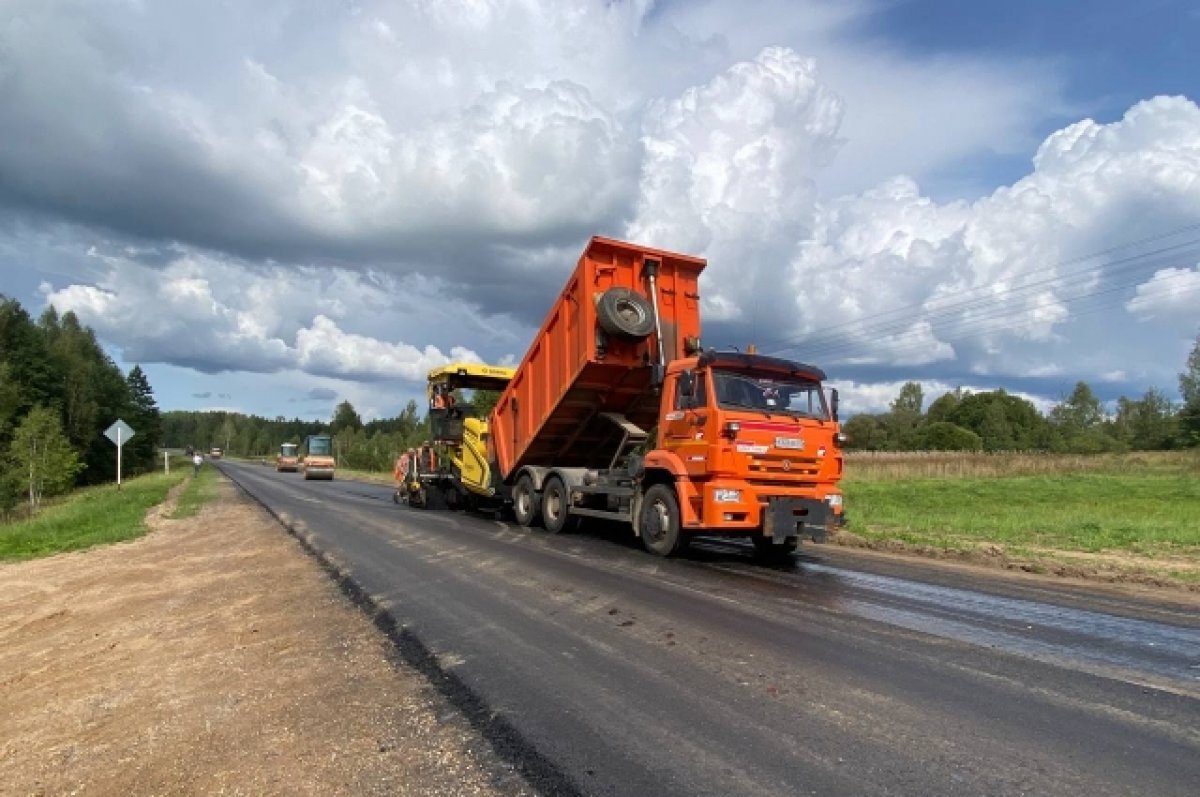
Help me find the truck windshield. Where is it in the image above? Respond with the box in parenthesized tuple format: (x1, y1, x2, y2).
(711, 370, 828, 420)
(280, 444, 298, 457)
(308, 437, 332, 456)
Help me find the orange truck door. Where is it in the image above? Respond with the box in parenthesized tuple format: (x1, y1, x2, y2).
(661, 371, 710, 478)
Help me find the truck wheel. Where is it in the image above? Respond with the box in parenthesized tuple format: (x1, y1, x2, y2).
(596, 288, 655, 340)
(640, 484, 682, 556)
(541, 477, 574, 534)
(512, 475, 541, 527)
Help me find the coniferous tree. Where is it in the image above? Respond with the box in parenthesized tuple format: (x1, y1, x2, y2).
(125, 366, 162, 473)
(331, 400, 363, 434)
(0, 298, 56, 423)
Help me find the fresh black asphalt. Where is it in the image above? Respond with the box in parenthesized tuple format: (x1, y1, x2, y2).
(220, 460, 1200, 797)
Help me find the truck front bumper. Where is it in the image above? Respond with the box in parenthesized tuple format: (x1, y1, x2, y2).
(699, 482, 841, 541)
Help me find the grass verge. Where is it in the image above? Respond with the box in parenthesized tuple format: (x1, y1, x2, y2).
(331, 467, 394, 486)
(0, 470, 188, 562)
(839, 451, 1200, 587)
(169, 464, 221, 519)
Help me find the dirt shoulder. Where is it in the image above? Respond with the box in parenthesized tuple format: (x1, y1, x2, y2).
(0, 480, 527, 796)
(831, 528, 1200, 597)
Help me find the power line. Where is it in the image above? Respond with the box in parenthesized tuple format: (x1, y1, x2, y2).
(771, 238, 1200, 360)
(759, 221, 1200, 357)
(804, 276, 1200, 368)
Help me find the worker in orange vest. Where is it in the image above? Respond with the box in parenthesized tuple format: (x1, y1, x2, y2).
(431, 384, 457, 411)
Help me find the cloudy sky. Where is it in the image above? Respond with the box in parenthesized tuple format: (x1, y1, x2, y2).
(2, 0, 1199, 420)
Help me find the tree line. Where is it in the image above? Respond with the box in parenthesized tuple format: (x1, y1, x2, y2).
(162, 389, 505, 473)
(1, 297, 162, 516)
(843, 334, 1200, 452)
(162, 399, 428, 472)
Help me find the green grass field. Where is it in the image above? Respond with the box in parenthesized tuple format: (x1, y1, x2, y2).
(0, 469, 189, 561)
(841, 451, 1200, 582)
(169, 464, 221, 519)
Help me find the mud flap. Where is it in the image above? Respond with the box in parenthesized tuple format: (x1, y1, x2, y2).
(763, 498, 831, 543)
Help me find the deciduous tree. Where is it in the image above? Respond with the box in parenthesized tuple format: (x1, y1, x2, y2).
(9, 406, 82, 511)
(1179, 333, 1200, 447)
(1113, 388, 1177, 450)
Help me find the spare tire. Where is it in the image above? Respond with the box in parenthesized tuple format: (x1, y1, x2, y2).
(596, 288, 655, 340)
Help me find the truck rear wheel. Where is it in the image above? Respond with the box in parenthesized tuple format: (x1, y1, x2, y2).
(541, 477, 573, 534)
(512, 474, 541, 527)
(596, 288, 656, 340)
(640, 484, 682, 556)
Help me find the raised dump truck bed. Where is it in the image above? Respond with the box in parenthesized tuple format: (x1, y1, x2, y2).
(489, 237, 705, 480)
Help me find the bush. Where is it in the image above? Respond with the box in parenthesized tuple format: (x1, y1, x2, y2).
(916, 422, 983, 451)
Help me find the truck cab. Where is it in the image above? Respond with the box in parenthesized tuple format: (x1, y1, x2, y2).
(648, 350, 844, 553)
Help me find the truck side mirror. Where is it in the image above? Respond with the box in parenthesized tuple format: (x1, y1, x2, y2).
(830, 388, 840, 422)
(679, 370, 695, 407)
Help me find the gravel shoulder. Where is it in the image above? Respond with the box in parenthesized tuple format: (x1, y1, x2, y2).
(0, 479, 527, 796)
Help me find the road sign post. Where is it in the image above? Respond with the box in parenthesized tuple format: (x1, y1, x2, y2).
(104, 419, 136, 488)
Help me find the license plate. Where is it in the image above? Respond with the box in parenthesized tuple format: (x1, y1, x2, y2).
(775, 437, 805, 450)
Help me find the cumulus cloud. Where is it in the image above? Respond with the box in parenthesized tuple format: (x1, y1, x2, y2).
(4, 0, 1198, 413)
(39, 249, 489, 381)
(780, 96, 1200, 377)
(306, 387, 338, 401)
(1126, 264, 1200, 326)
(294, 315, 480, 381)
(0, 0, 638, 269)
(628, 47, 843, 324)
(628, 83, 1200, 390)
(0, 1, 1058, 276)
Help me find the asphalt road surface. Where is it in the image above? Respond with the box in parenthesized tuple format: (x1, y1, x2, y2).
(220, 461, 1200, 797)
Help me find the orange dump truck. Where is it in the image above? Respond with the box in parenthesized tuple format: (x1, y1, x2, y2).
(486, 236, 844, 555)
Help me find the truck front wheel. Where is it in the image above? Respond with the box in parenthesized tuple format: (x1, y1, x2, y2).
(512, 475, 541, 527)
(640, 484, 682, 556)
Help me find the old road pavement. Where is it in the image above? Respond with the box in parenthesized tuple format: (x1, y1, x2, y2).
(219, 460, 1199, 797)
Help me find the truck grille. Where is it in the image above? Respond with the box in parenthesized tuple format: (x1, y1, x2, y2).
(747, 455, 821, 479)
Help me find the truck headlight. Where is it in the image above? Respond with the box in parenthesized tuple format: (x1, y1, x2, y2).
(714, 488, 742, 503)
(826, 494, 843, 508)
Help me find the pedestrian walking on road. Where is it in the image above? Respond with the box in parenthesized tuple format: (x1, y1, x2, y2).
(193, 453, 203, 475)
